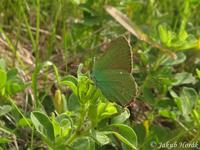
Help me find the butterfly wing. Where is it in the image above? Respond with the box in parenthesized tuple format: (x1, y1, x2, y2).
(92, 37, 137, 105)
(93, 37, 132, 72)
(93, 70, 136, 105)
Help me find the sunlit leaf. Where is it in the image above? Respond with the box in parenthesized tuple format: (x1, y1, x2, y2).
(97, 102, 118, 121)
(111, 108, 130, 124)
(0, 105, 12, 116)
(109, 124, 137, 149)
(0, 138, 11, 144)
(60, 75, 78, 95)
(173, 72, 196, 86)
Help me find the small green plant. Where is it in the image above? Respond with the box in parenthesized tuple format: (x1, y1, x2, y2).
(0, 58, 30, 149)
(0, 59, 26, 98)
(30, 64, 137, 149)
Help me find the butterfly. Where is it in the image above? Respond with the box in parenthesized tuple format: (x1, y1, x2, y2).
(91, 36, 137, 105)
(105, 5, 176, 59)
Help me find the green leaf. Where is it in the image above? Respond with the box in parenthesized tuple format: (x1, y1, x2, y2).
(5, 79, 26, 95)
(0, 138, 11, 144)
(0, 105, 12, 116)
(173, 72, 196, 86)
(111, 108, 130, 124)
(92, 131, 110, 145)
(88, 105, 98, 126)
(0, 69, 7, 88)
(89, 88, 102, 105)
(71, 137, 95, 150)
(159, 109, 177, 119)
(31, 111, 55, 141)
(179, 87, 198, 120)
(178, 30, 188, 42)
(196, 68, 200, 79)
(85, 84, 100, 104)
(170, 90, 182, 111)
(60, 75, 78, 95)
(142, 86, 155, 104)
(55, 113, 72, 137)
(97, 102, 118, 121)
(76, 75, 101, 105)
(7, 68, 18, 79)
(159, 52, 186, 66)
(158, 25, 172, 46)
(17, 117, 31, 127)
(109, 124, 137, 149)
(149, 125, 177, 145)
(133, 124, 146, 146)
(77, 76, 91, 104)
(67, 93, 80, 112)
(192, 109, 200, 125)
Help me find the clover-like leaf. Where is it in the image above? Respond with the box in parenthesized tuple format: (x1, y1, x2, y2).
(109, 124, 137, 149)
(31, 111, 55, 142)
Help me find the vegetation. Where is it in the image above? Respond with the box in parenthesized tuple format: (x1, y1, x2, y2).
(0, 0, 200, 149)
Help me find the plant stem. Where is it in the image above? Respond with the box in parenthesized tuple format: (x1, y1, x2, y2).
(7, 96, 32, 128)
(66, 105, 87, 145)
(30, 128, 34, 150)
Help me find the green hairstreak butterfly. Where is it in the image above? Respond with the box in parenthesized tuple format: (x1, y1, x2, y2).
(105, 5, 176, 59)
(91, 37, 137, 105)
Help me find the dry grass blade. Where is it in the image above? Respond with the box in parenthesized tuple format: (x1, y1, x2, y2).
(105, 5, 177, 59)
